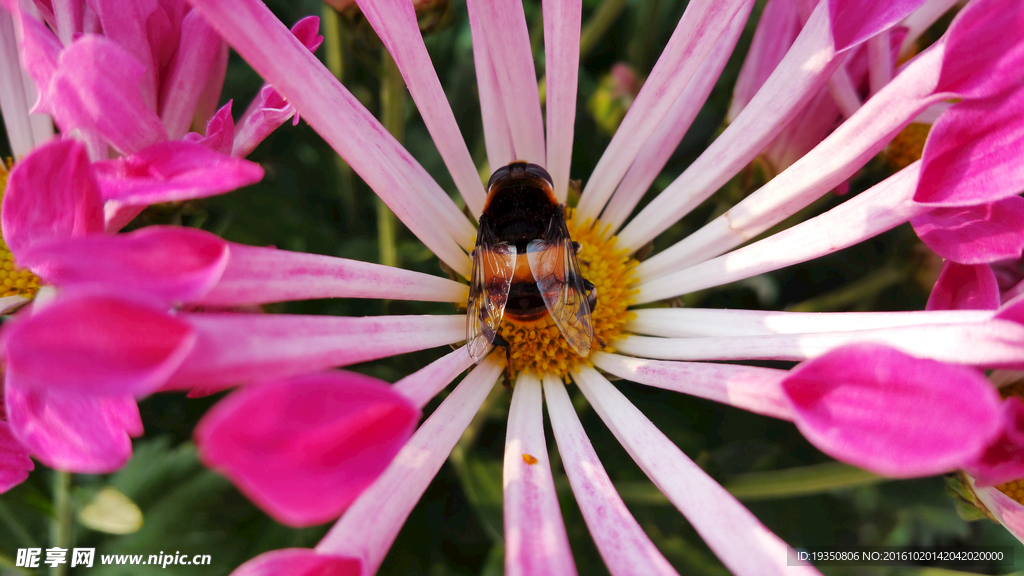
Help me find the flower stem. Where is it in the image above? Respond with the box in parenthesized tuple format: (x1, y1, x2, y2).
(321, 5, 360, 231)
(50, 470, 72, 576)
(722, 462, 888, 501)
(580, 0, 629, 58)
(377, 49, 405, 269)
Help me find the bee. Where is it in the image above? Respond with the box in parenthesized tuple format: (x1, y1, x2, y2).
(466, 161, 596, 365)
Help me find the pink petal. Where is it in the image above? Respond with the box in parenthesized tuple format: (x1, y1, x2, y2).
(615, 2, 842, 253)
(2, 139, 103, 259)
(965, 397, 1024, 487)
(727, 0, 799, 122)
(193, 40, 229, 133)
(93, 140, 264, 204)
(86, 0, 159, 110)
(0, 8, 53, 159)
(466, 0, 513, 170)
(576, 0, 754, 223)
(5, 378, 141, 473)
(635, 163, 925, 303)
(2, 294, 197, 396)
(627, 307, 990, 337)
(544, 376, 679, 576)
(232, 85, 291, 158)
(542, 0, 582, 202)
(914, 89, 1024, 206)
(935, 0, 1024, 99)
(9, 4, 61, 114)
(186, 100, 235, 156)
(159, 9, 222, 140)
(913, 197, 1024, 264)
(468, 0, 545, 166)
(504, 373, 576, 576)
(186, 0, 474, 276)
(167, 313, 464, 389)
(971, 479, 1024, 544)
(615, 319, 1024, 367)
(20, 226, 230, 302)
(291, 16, 323, 52)
(199, 242, 467, 306)
(601, 6, 748, 230)
(48, 34, 166, 155)
(591, 352, 793, 420)
(926, 262, 1000, 311)
(230, 549, 360, 576)
(316, 359, 503, 571)
(0, 420, 33, 493)
(391, 346, 474, 409)
(782, 344, 1002, 477)
(827, 0, 924, 52)
(196, 371, 419, 526)
(573, 365, 819, 576)
(355, 0, 486, 215)
(899, 0, 959, 58)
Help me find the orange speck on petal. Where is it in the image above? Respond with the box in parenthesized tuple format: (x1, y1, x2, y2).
(522, 454, 538, 465)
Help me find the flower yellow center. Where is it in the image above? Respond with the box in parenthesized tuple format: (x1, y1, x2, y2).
(990, 380, 1024, 504)
(0, 161, 42, 300)
(497, 209, 637, 380)
(885, 122, 930, 172)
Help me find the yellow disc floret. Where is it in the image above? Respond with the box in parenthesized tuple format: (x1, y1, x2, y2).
(0, 160, 42, 300)
(886, 122, 931, 172)
(497, 209, 637, 380)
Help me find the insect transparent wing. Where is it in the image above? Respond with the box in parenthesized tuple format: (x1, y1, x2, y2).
(466, 243, 516, 362)
(526, 238, 594, 357)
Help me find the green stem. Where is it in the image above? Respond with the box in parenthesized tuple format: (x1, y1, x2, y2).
(321, 5, 359, 230)
(0, 500, 35, 549)
(49, 471, 71, 576)
(579, 0, 629, 59)
(377, 50, 405, 269)
(722, 462, 888, 501)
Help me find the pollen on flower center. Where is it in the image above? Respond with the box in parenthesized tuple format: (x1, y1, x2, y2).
(0, 161, 41, 300)
(885, 122, 930, 172)
(497, 209, 637, 380)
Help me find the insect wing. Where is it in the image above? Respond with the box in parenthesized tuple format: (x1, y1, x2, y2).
(466, 243, 516, 362)
(526, 238, 594, 357)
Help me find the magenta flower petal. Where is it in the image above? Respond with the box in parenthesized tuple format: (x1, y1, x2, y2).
(233, 85, 291, 158)
(86, 0, 160, 110)
(19, 226, 230, 303)
(926, 262, 1000, 311)
(5, 380, 141, 473)
(827, 0, 925, 52)
(504, 374, 576, 576)
(7, 4, 60, 114)
(2, 139, 103, 258)
(196, 371, 419, 526)
(48, 35, 166, 155)
(230, 549, 360, 576)
(2, 295, 197, 396)
(186, 100, 235, 156)
(782, 344, 1002, 477)
(390, 346, 475, 410)
(199, 239, 467, 307)
(914, 89, 1024, 206)
(168, 313, 463, 389)
(913, 197, 1024, 264)
(935, 0, 1024, 99)
(965, 397, 1024, 487)
(159, 9, 223, 140)
(290, 16, 324, 52)
(317, 359, 503, 572)
(93, 140, 264, 204)
(0, 420, 33, 493)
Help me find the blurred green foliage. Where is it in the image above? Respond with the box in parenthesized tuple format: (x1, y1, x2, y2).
(0, 0, 1020, 575)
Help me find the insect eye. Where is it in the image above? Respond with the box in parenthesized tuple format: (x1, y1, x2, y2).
(524, 163, 553, 186)
(487, 165, 511, 189)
